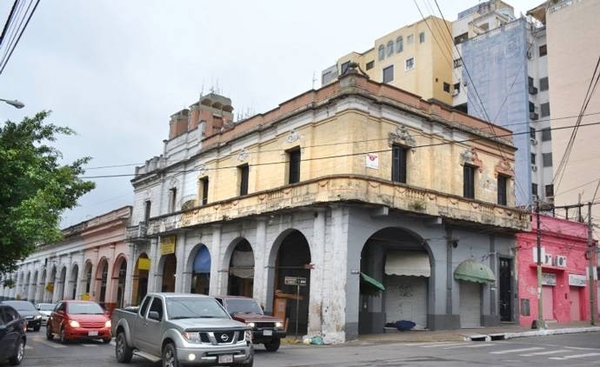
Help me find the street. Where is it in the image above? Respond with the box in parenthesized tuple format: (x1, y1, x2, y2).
(8, 328, 600, 367)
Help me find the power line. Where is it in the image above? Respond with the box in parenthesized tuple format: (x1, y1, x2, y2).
(0, 0, 39, 75)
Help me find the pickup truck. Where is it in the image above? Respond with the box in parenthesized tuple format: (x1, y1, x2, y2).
(111, 293, 253, 367)
(214, 296, 286, 352)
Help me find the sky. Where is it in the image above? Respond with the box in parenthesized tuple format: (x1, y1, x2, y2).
(0, 0, 544, 228)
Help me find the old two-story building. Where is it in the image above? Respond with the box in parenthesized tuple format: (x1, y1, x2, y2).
(122, 65, 529, 343)
(0, 206, 132, 313)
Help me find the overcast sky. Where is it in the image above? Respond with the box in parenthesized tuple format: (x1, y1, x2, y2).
(0, 0, 543, 228)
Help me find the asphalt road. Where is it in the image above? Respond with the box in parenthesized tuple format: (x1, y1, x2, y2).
(7, 328, 600, 367)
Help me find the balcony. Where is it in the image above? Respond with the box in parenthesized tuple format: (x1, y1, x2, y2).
(125, 222, 148, 242)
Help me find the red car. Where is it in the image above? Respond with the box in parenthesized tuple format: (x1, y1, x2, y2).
(46, 300, 111, 344)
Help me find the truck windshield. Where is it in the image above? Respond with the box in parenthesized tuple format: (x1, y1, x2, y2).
(166, 297, 230, 320)
(225, 299, 263, 315)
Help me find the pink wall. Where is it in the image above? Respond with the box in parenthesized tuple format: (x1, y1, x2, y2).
(516, 214, 596, 327)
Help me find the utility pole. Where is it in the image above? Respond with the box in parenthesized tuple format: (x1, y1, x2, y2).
(536, 200, 545, 329)
(588, 202, 596, 326)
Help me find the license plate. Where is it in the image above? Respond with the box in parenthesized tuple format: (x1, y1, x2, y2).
(88, 331, 98, 336)
(218, 355, 233, 364)
(263, 329, 273, 336)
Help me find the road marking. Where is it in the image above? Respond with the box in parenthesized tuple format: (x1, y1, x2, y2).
(35, 340, 67, 349)
(520, 350, 569, 356)
(24, 345, 33, 350)
(443, 344, 497, 350)
(419, 342, 467, 348)
(490, 347, 544, 354)
(81, 343, 99, 347)
(550, 353, 600, 360)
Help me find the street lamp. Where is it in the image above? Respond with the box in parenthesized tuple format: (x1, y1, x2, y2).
(0, 98, 24, 109)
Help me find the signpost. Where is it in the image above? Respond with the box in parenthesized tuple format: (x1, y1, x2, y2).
(284, 276, 306, 337)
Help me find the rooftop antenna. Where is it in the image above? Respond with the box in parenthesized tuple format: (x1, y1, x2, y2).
(312, 71, 317, 89)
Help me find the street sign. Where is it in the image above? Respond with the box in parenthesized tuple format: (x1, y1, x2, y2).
(284, 276, 307, 286)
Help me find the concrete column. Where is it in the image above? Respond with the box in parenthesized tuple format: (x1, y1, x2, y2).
(105, 244, 116, 303)
(308, 208, 326, 336)
(124, 243, 136, 306)
(75, 251, 86, 300)
(254, 217, 268, 308)
(210, 224, 222, 295)
(148, 238, 159, 292)
(175, 234, 186, 293)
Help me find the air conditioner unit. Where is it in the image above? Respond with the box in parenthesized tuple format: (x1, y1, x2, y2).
(530, 138, 538, 145)
(543, 253, 553, 265)
(533, 247, 545, 263)
(529, 86, 538, 95)
(557, 255, 567, 267)
(530, 112, 539, 120)
(451, 89, 459, 96)
(531, 164, 538, 171)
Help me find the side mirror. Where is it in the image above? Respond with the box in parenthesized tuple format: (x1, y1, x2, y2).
(148, 311, 160, 321)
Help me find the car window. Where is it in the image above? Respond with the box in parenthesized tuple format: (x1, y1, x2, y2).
(0, 307, 18, 324)
(149, 298, 163, 321)
(139, 297, 151, 317)
(68, 302, 104, 315)
(167, 297, 230, 319)
(225, 298, 264, 314)
(37, 303, 55, 311)
(56, 302, 66, 312)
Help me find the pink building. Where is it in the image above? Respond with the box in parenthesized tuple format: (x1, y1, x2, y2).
(517, 214, 597, 327)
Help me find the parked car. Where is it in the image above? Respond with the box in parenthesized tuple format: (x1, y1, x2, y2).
(0, 303, 27, 365)
(1, 301, 42, 332)
(46, 300, 111, 344)
(214, 295, 286, 352)
(35, 303, 56, 326)
(111, 292, 253, 366)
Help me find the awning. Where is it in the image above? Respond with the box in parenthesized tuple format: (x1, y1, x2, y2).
(360, 272, 385, 291)
(454, 259, 496, 284)
(385, 250, 431, 277)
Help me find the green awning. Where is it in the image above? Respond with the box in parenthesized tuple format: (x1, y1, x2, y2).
(454, 259, 496, 284)
(360, 272, 385, 291)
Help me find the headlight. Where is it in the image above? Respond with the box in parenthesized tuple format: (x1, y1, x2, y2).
(275, 322, 283, 328)
(69, 320, 80, 328)
(247, 322, 255, 328)
(105, 320, 111, 328)
(35, 315, 42, 320)
(182, 331, 202, 343)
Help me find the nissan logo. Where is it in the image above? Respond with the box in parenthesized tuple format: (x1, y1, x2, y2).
(220, 334, 229, 342)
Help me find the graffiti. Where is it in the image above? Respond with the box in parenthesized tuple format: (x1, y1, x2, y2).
(398, 284, 414, 297)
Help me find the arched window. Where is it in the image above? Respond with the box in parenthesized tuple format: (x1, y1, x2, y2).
(378, 45, 385, 61)
(387, 41, 394, 56)
(396, 36, 403, 53)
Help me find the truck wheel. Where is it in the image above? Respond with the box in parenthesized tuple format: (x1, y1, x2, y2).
(264, 338, 280, 352)
(115, 332, 133, 363)
(162, 343, 178, 367)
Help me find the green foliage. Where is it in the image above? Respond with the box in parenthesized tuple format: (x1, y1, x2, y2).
(0, 111, 95, 274)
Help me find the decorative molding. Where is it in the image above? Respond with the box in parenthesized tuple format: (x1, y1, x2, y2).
(388, 124, 416, 148)
(197, 164, 208, 176)
(169, 177, 179, 188)
(460, 148, 483, 171)
(494, 158, 514, 178)
(286, 130, 302, 143)
(237, 148, 249, 162)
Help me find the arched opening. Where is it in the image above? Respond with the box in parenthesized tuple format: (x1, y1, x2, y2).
(273, 230, 311, 337)
(161, 254, 177, 292)
(68, 265, 78, 300)
(116, 260, 127, 308)
(228, 240, 254, 297)
(190, 245, 210, 294)
(83, 262, 93, 300)
(359, 227, 431, 334)
(133, 253, 149, 305)
(96, 259, 109, 303)
(58, 267, 67, 301)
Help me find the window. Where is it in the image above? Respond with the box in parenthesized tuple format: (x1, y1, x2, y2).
(168, 188, 177, 213)
(497, 175, 508, 206)
(199, 177, 209, 205)
(531, 153, 536, 165)
(239, 164, 249, 196)
(532, 183, 538, 197)
(407, 34, 414, 44)
(341, 61, 350, 75)
(539, 44, 547, 57)
(541, 128, 552, 141)
(144, 200, 151, 223)
(453, 83, 460, 93)
(453, 58, 462, 68)
(529, 101, 535, 113)
(391, 145, 408, 183)
(378, 45, 385, 61)
(383, 65, 394, 83)
(419, 32, 425, 43)
(366, 60, 374, 70)
(463, 165, 475, 199)
(541, 102, 550, 117)
(542, 153, 553, 167)
(443, 82, 450, 93)
(545, 184, 554, 197)
(405, 57, 415, 71)
(387, 41, 394, 56)
(528, 76, 534, 87)
(140, 297, 151, 318)
(149, 298, 163, 321)
(287, 148, 301, 184)
(396, 36, 403, 53)
(530, 127, 536, 139)
(454, 32, 468, 45)
(540, 77, 549, 91)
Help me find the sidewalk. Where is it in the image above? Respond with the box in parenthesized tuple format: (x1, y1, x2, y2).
(352, 321, 600, 344)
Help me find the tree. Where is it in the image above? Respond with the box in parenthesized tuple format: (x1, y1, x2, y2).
(0, 111, 95, 282)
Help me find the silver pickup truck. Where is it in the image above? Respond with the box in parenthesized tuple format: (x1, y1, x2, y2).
(111, 293, 253, 367)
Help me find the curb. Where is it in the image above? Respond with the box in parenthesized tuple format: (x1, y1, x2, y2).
(465, 326, 600, 342)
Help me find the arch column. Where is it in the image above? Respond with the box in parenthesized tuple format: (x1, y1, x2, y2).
(308, 208, 326, 336)
(254, 217, 268, 309)
(210, 224, 223, 295)
(75, 251, 86, 300)
(175, 234, 186, 293)
(148, 238, 159, 292)
(105, 244, 116, 303)
(124, 243, 136, 306)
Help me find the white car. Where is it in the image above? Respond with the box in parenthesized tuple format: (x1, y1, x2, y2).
(35, 303, 56, 326)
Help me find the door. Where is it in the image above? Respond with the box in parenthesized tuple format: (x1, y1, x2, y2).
(542, 286, 554, 320)
(569, 287, 582, 321)
(498, 258, 513, 322)
(460, 281, 482, 328)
